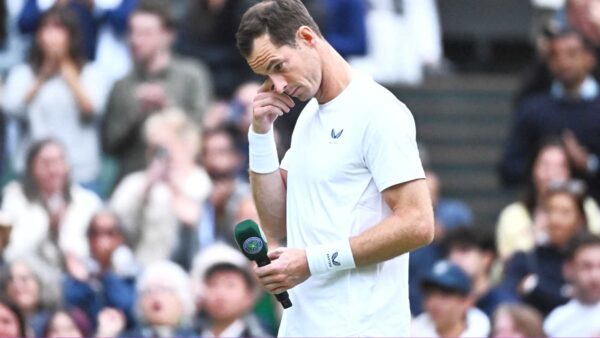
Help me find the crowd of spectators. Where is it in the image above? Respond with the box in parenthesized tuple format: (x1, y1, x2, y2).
(0, 0, 599, 337)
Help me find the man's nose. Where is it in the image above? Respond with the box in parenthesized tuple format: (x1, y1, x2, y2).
(270, 75, 287, 94)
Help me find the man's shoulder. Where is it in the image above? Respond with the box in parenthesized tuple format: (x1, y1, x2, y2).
(545, 300, 579, 332)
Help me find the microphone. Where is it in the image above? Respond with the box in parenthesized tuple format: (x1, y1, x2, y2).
(234, 219, 292, 309)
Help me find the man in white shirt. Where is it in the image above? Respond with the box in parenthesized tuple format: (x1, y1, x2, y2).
(411, 260, 491, 337)
(235, 0, 434, 336)
(544, 233, 600, 337)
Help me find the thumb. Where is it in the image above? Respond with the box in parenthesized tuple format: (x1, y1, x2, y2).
(268, 247, 285, 260)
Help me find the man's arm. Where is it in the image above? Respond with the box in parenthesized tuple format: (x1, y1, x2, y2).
(255, 178, 434, 294)
(350, 178, 434, 266)
(250, 169, 287, 246)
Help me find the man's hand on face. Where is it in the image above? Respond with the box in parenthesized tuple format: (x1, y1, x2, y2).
(251, 78, 295, 134)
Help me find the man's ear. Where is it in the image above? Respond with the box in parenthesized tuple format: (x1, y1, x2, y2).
(296, 26, 317, 47)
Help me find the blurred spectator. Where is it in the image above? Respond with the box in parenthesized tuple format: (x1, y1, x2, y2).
(192, 243, 269, 337)
(409, 170, 473, 315)
(411, 260, 491, 337)
(0, 296, 27, 338)
(322, 0, 367, 59)
(544, 233, 600, 337)
(117, 260, 196, 337)
(1, 139, 102, 265)
(497, 140, 600, 260)
(110, 108, 211, 266)
(501, 181, 589, 315)
(63, 210, 136, 329)
(19, 0, 98, 59)
(0, 0, 29, 75)
(102, 0, 213, 185)
(491, 303, 546, 338)
(17, 0, 136, 83)
(499, 26, 600, 202)
(350, 0, 443, 86)
(43, 308, 92, 338)
(2, 7, 109, 188)
(198, 125, 249, 245)
(445, 226, 518, 317)
(177, 0, 256, 98)
(0, 256, 61, 337)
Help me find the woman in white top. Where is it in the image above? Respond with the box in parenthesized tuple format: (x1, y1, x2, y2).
(1, 139, 102, 266)
(2, 6, 108, 187)
(496, 139, 600, 260)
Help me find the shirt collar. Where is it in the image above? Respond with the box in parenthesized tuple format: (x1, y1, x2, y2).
(202, 319, 245, 338)
(551, 76, 599, 101)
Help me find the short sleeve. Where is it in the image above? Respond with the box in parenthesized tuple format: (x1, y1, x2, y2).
(363, 101, 425, 192)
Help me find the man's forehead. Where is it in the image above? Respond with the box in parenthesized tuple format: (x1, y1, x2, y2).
(247, 35, 283, 72)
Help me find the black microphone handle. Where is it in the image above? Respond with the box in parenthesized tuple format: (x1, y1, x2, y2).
(257, 258, 293, 309)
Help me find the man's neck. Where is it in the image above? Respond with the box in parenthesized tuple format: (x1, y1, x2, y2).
(436, 318, 466, 338)
(314, 44, 352, 104)
(143, 50, 171, 75)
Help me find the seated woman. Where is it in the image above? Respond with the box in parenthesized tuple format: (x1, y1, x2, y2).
(496, 139, 600, 260)
(1, 139, 102, 265)
(500, 180, 590, 316)
(110, 108, 212, 266)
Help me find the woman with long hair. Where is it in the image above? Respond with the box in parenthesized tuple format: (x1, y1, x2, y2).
(496, 139, 600, 260)
(1, 139, 102, 266)
(2, 6, 109, 189)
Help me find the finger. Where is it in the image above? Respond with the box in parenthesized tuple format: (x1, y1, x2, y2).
(268, 248, 285, 260)
(255, 96, 292, 113)
(264, 281, 288, 293)
(259, 78, 274, 93)
(255, 264, 277, 278)
(259, 273, 286, 285)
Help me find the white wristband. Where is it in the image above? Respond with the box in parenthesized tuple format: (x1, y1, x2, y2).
(306, 240, 356, 275)
(248, 126, 279, 174)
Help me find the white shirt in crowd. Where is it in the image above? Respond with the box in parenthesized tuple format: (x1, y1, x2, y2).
(411, 308, 491, 337)
(1, 181, 102, 261)
(2, 64, 109, 184)
(544, 299, 600, 337)
(278, 71, 425, 336)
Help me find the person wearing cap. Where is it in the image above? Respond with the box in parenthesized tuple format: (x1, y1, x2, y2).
(445, 226, 518, 317)
(411, 260, 491, 337)
(190, 243, 271, 337)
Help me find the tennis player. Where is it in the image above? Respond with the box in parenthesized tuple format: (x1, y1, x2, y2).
(236, 0, 434, 335)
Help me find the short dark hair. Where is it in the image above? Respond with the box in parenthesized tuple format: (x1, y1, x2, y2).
(236, 0, 322, 58)
(544, 21, 596, 52)
(565, 232, 600, 261)
(204, 263, 255, 290)
(443, 226, 496, 255)
(132, 0, 175, 30)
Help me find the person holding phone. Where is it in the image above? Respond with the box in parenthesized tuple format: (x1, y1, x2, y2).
(109, 108, 212, 266)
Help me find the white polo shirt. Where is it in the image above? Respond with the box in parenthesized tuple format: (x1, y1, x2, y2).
(279, 71, 425, 336)
(544, 299, 600, 337)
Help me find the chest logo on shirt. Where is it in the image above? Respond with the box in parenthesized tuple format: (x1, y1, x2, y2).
(331, 128, 344, 139)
